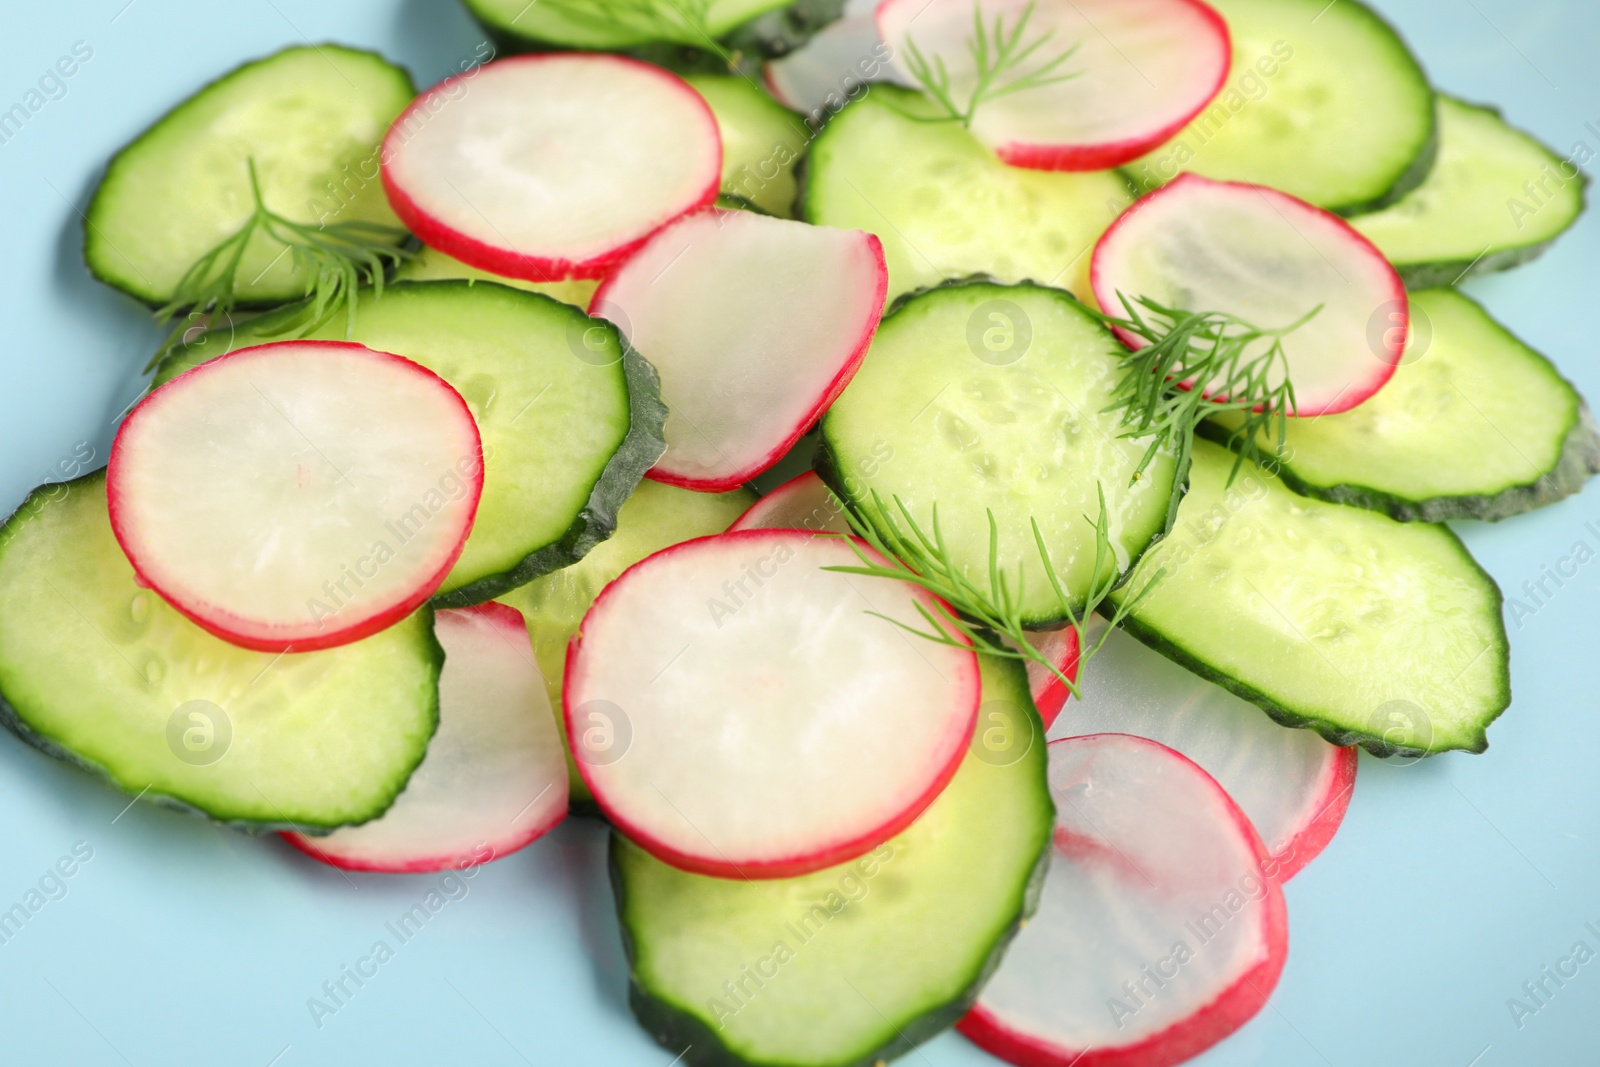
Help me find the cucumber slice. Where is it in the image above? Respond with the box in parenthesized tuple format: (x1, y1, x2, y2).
(85, 45, 413, 306)
(1351, 96, 1590, 289)
(0, 473, 441, 831)
(1204, 288, 1600, 522)
(612, 653, 1052, 1067)
(462, 0, 792, 53)
(497, 480, 754, 811)
(1109, 437, 1510, 756)
(1127, 0, 1435, 214)
(396, 246, 599, 307)
(803, 86, 1135, 301)
(682, 74, 809, 218)
(820, 281, 1177, 626)
(152, 281, 667, 605)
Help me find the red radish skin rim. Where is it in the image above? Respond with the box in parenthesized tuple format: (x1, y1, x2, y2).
(873, 0, 1231, 172)
(727, 470, 845, 533)
(108, 341, 483, 654)
(1090, 172, 1409, 417)
(381, 54, 723, 283)
(1271, 745, 1357, 881)
(1029, 630, 1081, 730)
(280, 602, 566, 873)
(562, 529, 980, 879)
(958, 733, 1290, 1067)
(588, 224, 889, 493)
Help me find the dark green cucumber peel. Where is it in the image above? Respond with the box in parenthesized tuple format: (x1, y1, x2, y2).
(432, 341, 667, 606)
(610, 653, 1053, 1067)
(151, 281, 669, 606)
(0, 474, 443, 834)
(1352, 113, 1440, 217)
(1199, 408, 1600, 524)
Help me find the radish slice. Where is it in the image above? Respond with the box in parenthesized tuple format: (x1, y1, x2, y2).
(763, 0, 910, 118)
(1092, 173, 1408, 416)
(960, 734, 1288, 1067)
(731, 471, 1080, 720)
(876, 0, 1230, 171)
(109, 341, 482, 653)
(381, 54, 722, 282)
(564, 529, 979, 879)
(591, 210, 887, 492)
(284, 603, 567, 872)
(1051, 628, 1355, 880)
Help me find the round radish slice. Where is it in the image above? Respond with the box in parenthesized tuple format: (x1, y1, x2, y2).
(876, 0, 1230, 171)
(1051, 627, 1355, 880)
(763, 0, 910, 117)
(109, 341, 482, 653)
(381, 54, 722, 282)
(731, 471, 1080, 720)
(1092, 173, 1408, 416)
(564, 529, 979, 879)
(284, 603, 567, 872)
(591, 210, 887, 492)
(960, 734, 1288, 1067)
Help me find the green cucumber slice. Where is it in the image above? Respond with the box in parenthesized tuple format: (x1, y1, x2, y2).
(1110, 437, 1510, 757)
(496, 479, 754, 810)
(0, 472, 441, 831)
(1127, 0, 1435, 214)
(152, 281, 667, 604)
(1350, 96, 1589, 289)
(819, 281, 1177, 626)
(85, 45, 414, 306)
(682, 73, 809, 218)
(803, 86, 1134, 302)
(612, 652, 1051, 1067)
(462, 0, 790, 53)
(395, 246, 599, 307)
(1204, 288, 1600, 522)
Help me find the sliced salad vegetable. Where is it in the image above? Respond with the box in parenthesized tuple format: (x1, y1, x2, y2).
(1205, 288, 1600, 522)
(566, 530, 979, 878)
(111, 341, 483, 652)
(592, 209, 885, 491)
(461, 0, 795, 55)
(763, 0, 909, 119)
(612, 652, 1051, 1067)
(682, 73, 810, 217)
(960, 733, 1288, 1067)
(0, 472, 441, 831)
(396, 245, 600, 307)
(284, 602, 567, 871)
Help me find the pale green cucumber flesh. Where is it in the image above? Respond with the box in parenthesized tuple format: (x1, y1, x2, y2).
(613, 653, 1051, 1067)
(1127, 0, 1435, 214)
(496, 480, 754, 810)
(85, 45, 414, 306)
(820, 281, 1177, 626)
(1350, 96, 1589, 288)
(395, 246, 599, 307)
(462, 0, 791, 51)
(1110, 437, 1510, 756)
(0, 473, 441, 831)
(804, 87, 1134, 302)
(683, 73, 809, 218)
(152, 281, 667, 604)
(1205, 288, 1600, 522)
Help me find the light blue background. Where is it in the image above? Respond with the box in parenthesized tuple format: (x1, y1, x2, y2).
(0, 1, 1597, 1064)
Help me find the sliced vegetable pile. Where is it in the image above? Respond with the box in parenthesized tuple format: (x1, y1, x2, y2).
(7, 0, 1589, 1063)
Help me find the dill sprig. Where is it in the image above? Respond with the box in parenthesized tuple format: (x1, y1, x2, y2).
(900, 0, 1082, 128)
(1094, 292, 1322, 528)
(533, 0, 733, 62)
(148, 159, 411, 370)
(824, 484, 1164, 700)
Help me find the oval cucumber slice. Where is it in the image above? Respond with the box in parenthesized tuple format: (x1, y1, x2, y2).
(1110, 436, 1510, 756)
(85, 45, 414, 306)
(682, 73, 809, 218)
(612, 653, 1051, 1067)
(396, 246, 599, 307)
(1350, 96, 1589, 288)
(1127, 0, 1435, 214)
(820, 281, 1177, 626)
(804, 86, 1134, 302)
(1205, 288, 1600, 522)
(153, 281, 667, 605)
(497, 479, 754, 810)
(0, 473, 441, 831)
(463, 0, 791, 52)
